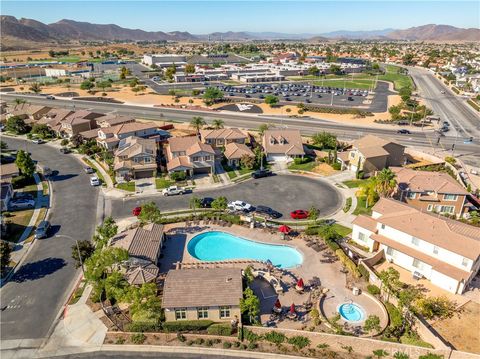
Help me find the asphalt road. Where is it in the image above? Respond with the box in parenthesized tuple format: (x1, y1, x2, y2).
(0, 138, 99, 341)
(108, 174, 342, 220)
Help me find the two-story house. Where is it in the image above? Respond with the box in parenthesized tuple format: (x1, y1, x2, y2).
(38, 108, 74, 133)
(113, 136, 158, 180)
(58, 110, 103, 138)
(199, 128, 248, 149)
(94, 114, 135, 128)
(96, 122, 161, 150)
(352, 198, 480, 294)
(165, 136, 215, 176)
(6, 104, 52, 124)
(392, 167, 470, 218)
(338, 135, 405, 176)
(262, 129, 305, 162)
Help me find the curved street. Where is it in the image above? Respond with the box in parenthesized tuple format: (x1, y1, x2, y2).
(107, 174, 343, 220)
(0, 138, 100, 342)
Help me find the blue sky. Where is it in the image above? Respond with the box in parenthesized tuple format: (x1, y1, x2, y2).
(2, 1, 479, 33)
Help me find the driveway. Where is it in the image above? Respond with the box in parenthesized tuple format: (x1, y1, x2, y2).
(107, 174, 343, 220)
(0, 138, 99, 341)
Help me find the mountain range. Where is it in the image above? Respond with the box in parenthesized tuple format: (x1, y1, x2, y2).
(1, 15, 479, 50)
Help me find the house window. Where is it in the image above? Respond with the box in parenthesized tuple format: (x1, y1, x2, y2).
(197, 307, 209, 319)
(144, 157, 151, 163)
(358, 232, 366, 242)
(192, 156, 201, 162)
(412, 258, 426, 270)
(219, 306, 231, 319)
(411, 237, 420, 246)
(204, 156, 212, 161)
(462, 257, 470, 267)
(436, 205, 455, 214)
(381, 224, 385, 230)
(443, 194, 458, 201)
(433, 246, 439, 255)
(406, 192, 416, 200)
(386, 246, 395, 256)
(427, 204, 433, 211)
(175, 308, 187, 320)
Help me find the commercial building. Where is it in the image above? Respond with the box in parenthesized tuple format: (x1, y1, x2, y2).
(143, 54, 187, 67)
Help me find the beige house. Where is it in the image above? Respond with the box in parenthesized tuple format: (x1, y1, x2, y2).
(58, 110, 103, 138)
(262, 129, 305, 162)
(38, 109, 74, 132)
(224, 142, 254, 167)
(6, 104, 51, 123)
(95, 114, 135, 128)
(114, 136, 157, 180)
(96, 122, 159, 150)
(0, 163, 19, 181)
(200, 128, 248, 148)
(162, 268, 243, 322)
(338, 135, 405, 176)
(392, 167, 470, 218)
(166, 136, 215, 175)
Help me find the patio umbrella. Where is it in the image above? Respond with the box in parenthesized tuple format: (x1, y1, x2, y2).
(296, 278, 305, 290)
(289, 303, 296, 314)
(279, 225, 291, 234)
(274, 298, 282, 309)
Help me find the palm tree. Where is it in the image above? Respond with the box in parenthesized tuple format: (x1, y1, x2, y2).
(375, 168, 397, 197)
(359, 178, 378, 208)
(212, 119, 224, 129)
(29, 82, 41, 94)
(258, 123, 270, 136)
(190, 116, 206, 135)
(14, 98, 27, 105)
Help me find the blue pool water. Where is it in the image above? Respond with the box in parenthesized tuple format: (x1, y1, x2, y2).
(338, 303, 365, 322)
(187, 231, 303, 269)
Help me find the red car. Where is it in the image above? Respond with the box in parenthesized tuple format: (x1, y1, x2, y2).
(132, 206, 142, 216)
(290, 210, 309, 219)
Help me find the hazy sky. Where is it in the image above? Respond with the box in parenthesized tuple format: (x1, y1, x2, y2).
(2, 1, 479, 33)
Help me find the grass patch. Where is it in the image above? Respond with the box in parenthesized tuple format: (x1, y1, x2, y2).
(288, 160, 318, 172)
(238, 167, 253, 176)
(82, 158, 106, 186)
(353, 196, 373, 216)
(331, 223, 352, 237)
(312, 79, 375, 90)
(342, 179, 368, 188)
(69, 282, 86, 305)
(222, 163, 237, 179)
(4, 208, 35, 243)
(378, 64, 413, 90)
(116, 181, 135, 192)
(155, 177, 174, 189)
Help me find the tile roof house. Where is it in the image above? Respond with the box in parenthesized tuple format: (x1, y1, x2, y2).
(0, 163, 19, 180)
(391, 167, 470, 218)
(223, 142, 254, 167)
(114, 136, 157, 180)
(96, 122, 161, 150)
(6, 104, 52, 123)
(199, 128, 248, 148)
(338, 135, 405, 176)
(58, 110, 103, 138)
(162, 268, 243, 322)
(166, 136, 215, 175)
(38, 109, 74, 131)
(95, 114, 135, 128)
(262, 129, 305, 162)
(352, 198, 480, 294)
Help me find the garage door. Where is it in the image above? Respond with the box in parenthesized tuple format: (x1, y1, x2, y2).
(193, 167, 211, 175)
(267, 154, 287, 162)
(134, 170, 154, 179)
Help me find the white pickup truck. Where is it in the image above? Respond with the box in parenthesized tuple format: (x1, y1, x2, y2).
(162, 185, 186, 196)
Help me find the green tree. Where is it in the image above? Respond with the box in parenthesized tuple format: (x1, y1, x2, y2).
(264, 95, 279, 107)
(119, 66, 131, 80)
(378, 267, 401, 300)
(129, 78, 139, 87)
(6, 116, 29, 134)
(398, 285, 423, 310)
(190, 116, 206, 134)
(240, 154, 255, 170)
(29, 82, 42, 93)
(329, 64, 342, 75)
(96, 80, 112, 91)
(189, 196, 201, 215)
(0, 241, 12, 276)
(308, 66, 320, 76)
(31, 124, 53, 139)
(0, 141, 7, 150)
(359, 178, 379, 208)
(399, 86, 412, 102)
(312, 131, 337, 149)
(363, 315, 381, 334)
(13, 98, 27, 105)
(80, 80, 94, 91)
(258, 123, 270, 136)
(15, 150, 35, 177)
(94, 217, 118, 248)
(243, 265, 254, 285)
(185, 63, 195, 74)
(375, 168, 397, 197)
(415, 296, 456, 320)
(138, 202, 162, 225)
(71, 240, 95, 268)
(240, 287, 260, 324)
(211, 196, 228, 210)
(402, 53, 415, 65)
(203, 87, 223, 105)
(212, 119, 224, 129)
(165, 64, 176, 80)
(388, 105, 402, 121)
(308, 206, 319, 222)
(104, 271, 129, 302)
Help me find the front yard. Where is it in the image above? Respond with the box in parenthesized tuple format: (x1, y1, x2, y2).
(116, 181, 135, 192)
(342, 179, 368, 188)
(352, 196, 373, 216)
(155, 177, 174, 189)
(3, 208, 35, 243)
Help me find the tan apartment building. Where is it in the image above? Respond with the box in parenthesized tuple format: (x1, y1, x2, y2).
(166, 136, 215, 175)
(162, 268, 243, 322)
(114, 136, 157, 180)
(392, 167, 470, 218)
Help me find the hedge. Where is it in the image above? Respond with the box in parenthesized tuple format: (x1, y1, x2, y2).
(125, 321, 162, 333)
(335, 249, 361, 278)
(305, 226, 320, 235)
(358, 263, 370, 281)
(467, 99, 480, 112)
(367, 284, 380, 296)
(304, 105, 373, 117)
(207, 323, 234, 336)
(162, 320, 214, 332)
(326, 239, 340, 251)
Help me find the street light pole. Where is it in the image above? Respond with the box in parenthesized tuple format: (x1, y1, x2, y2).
(75, 239, 85, 275)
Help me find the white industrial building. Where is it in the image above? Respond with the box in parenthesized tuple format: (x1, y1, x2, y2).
(143, 54, 187, 67)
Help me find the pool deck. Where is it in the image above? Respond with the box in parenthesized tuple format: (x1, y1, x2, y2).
(162, 222, 387, 332)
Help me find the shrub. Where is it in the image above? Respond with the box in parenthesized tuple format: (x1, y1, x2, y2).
(11, 175, 34, 189)
(367, 284, 381, 296)
(358, 264, 370, 281)
(293, 157, 311, 165)
(385, 302, 403, 330)
(264, 331, 286, 344)
(305, 226, 319, 236)
(418, 354, 444, 359)
(242, 328, 261, 343)
(125, 321, 162, 333)
(205, 339, 213, 346)
(343, 197, 352, 213)
(335, 249, 361, 277)
(233, 341, 241, 348)
(131, 333, 146, 344)
(287, 335, 311, 349)
(162, 320, 213, 332)
(207, 323, 233, 336)
(223, 341, 232, 348)
(115, 337, 125, 344)
(331, 162, 341, 170)
(186, 340, 193, 346)
(170, 171, 187, 181)
(247, 342, 258, 350)
(194, 338, 205, 345)
(325, 239, 340, 251)
(317, 343, 329, 349)
(415, 296, 456, 320)
(177, 333, 186, 342)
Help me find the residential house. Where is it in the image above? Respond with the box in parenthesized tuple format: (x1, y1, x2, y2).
(223, 142, 254, 167)
(0, 163, 19, 181)
(352, 198, 480, 294)
(338, 135, 405, 176)
(199, 128, 248, 149)
(166, 136, 215, 175)
(114, 136, 157, 180)
(162, 268, 243, 322)
(262, 129, 305, 162)
(38, 109, 74, 133)
(6, 104, 51, 124)
(0, 182, 13, 211)
(95, 114, 135, 128)
(110, 223, 165, 285)
(96, 122, 161, 150)
(59, 110, 103, 138)
(392, 167, 470, 218)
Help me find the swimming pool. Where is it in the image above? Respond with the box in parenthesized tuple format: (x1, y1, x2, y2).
(187, 231, 303, 269)
(338, 302, 365, 322)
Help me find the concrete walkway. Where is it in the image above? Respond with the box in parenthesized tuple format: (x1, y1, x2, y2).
(87, 157, 114, 189)
(214, 162, 230, 185)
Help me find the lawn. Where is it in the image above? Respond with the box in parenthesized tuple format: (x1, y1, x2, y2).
(238, 168, 253, 176)
(288, 160, 318, 172)
(116, 181, 135, 192)
(222, 164, 237, 179)
(331, 223, 352, 237)
(378, 64, 414, 90)
(353, 196, 373, 216)
(342, 179, 369, 188)
(312, 78, 376, 90)
(4, 208, 35, 243)
(155, 177, 174, 189)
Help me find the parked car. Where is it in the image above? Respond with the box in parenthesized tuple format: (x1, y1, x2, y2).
(84, 166, 94, 174)
(59, 147, 71, 154)
(39, 166, 52, 177)
(162, 185, 186, 196)
(32, 138, 45, 144)
(90, 176, 101, 186)
(9, 198, 35, 210)
(34, 220, 51, 239)
(46, 95, 56, 100)
(397, 129, 411, 134)
(132, 206, 142, 216)
(347, 96, 354, 101)
(251, 169, 273, 179)
(14, 192, 34, 201)
(228, 200, 254, 212)
(290, 209, 309, 219)
(200, 197, 214, 208)
(255, 205, 282, 219)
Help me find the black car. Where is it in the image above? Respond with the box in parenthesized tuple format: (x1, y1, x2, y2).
(60, 147, 71, 154)
(255, 205, 282, 219)
(200, 197, 214, 208)
(397, 129, 411, 134)
(347, 96, 354, 101)
(35, 220, 51, 239)
(251, 169, 273, 179)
